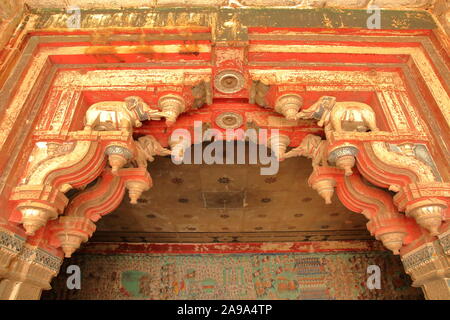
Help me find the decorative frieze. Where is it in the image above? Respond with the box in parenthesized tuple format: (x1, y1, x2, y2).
(400, 240, 450, 299)
(16, 246, 63, 273)
(438, 230, 450, 255)
(401, 243, 437, 272)
(0, 230, 25, 255)
(388, 143, 442, 181)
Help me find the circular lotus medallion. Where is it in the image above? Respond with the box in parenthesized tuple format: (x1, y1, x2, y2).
(215, 112, 244, 129)
(214, 70, 245, 94)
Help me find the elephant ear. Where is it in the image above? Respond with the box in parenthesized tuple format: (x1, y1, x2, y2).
(125, 97, 137, 110)
(125, 96, 144, 111)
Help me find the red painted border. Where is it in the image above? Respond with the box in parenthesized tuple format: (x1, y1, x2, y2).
(78, 241, 387, 255)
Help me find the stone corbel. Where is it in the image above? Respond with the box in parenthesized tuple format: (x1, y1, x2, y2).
(308, 167, 421, 254)
(283, 134, 356, 203)
(105, 133, 171, 174)
(155, 79, 212, 127)
(356, 141, 449, 236)
(249, 79, 271, 108)
(190, 80, 213, 109)
(8, 129, 139, 236)
(49, 216, 96, 259)
(119, 167, 153, 205)
(49, 168, 151, 258)
(284, 134, 329, 168)
(157, 94, 187, 126)
(249, 75, 304, 121)
(105, 141, 135, 174)
(267, 134, 291, 161)
(9, 138, 107, 236)
(274, 94, 304, 121)
(284, 134, 359, 179)
(49, 171, 124, 257)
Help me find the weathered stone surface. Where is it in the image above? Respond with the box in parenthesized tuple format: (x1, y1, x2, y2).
(433, 0, 450, 34)
(0, 0, 24, 49)
(372, 0, 434, 8)
(20, 0, 437, 9)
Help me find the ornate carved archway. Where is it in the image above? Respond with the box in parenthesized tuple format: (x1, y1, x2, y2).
(0, 6, 449, 300)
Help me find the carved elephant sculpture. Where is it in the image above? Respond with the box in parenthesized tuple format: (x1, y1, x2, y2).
(284, 134, 328, 167)
(84, 96, 162, 132)
(297, 96, 379, 133)
(134, 135, 172, 168)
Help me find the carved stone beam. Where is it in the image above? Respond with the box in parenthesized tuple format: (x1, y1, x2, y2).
(65, 172, 124, 221)
(291, 96, 450, 235)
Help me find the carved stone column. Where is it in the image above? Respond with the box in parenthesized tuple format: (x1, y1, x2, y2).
(401, 229, 450, 299)
(0, 243, 62, 300)
(0, 228, 25, 279)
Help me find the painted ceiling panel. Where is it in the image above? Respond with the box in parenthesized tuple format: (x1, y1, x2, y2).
(94, 146, 370, 242)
